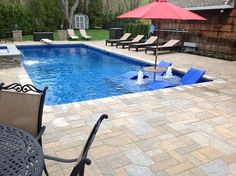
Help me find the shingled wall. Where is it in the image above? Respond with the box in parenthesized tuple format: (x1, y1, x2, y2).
(156, 8, 236, 60)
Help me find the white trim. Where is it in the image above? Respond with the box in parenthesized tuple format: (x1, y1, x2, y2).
(75, 15, 86, 29)
(186, 5, 234, 11)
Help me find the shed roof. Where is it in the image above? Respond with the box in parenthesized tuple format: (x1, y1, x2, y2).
(168, 0, 235, 10)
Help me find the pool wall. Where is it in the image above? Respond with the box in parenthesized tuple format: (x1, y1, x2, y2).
(17, 44, 151, 67)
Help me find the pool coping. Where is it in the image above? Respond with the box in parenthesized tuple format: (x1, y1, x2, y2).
(0, 44, 21, 58)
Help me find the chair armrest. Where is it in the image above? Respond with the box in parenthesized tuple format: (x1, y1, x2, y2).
(69, 158, 91, 176)
(44, 155, 78, 163)
(36, 126, 46, 141)
(79, 158, 91, 166)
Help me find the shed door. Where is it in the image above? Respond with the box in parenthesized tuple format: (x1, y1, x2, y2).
(75, 15, 85, 29)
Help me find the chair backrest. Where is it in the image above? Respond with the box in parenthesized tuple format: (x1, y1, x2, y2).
(157, 60, 172, 76)
(79, 29, 87, 37)
(158, 60, 172, 69)
(162, 39, 180, 47)
(70, 114, 108, 176)
(180, 68, 205, 85)
(132, 35, 144, 42)
(120, 33, 131, 40)
(0, 83, 47, 137)
(67, 29, 76, 37)
(145, 36, 158, 44)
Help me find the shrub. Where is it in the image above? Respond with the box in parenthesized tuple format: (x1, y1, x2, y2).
(101, 11, 137, 29)
(128, 24, 134, 34)
(124, 23, 149, 38)
(88, 0, 103, 28)
(125, 23, 133, 33)
(0, 3, 33, 37)
(27, 0, 63, 32)
(0, 0, 63, 38)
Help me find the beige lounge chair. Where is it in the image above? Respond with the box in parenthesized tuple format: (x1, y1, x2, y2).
(41, 38, 54, 45)
(105, 33, 131, 46)
(79, 29, 92, 39)
(129, 36, 158, 51)
(67, 29, 79, 40)
(145, 39, 181, 55)
(116, 35, 145, 49)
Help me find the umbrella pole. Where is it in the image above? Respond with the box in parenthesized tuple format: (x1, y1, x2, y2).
(154, 21, 161, 80)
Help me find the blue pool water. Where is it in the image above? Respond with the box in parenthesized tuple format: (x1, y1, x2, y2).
(18, 44, 155, 105)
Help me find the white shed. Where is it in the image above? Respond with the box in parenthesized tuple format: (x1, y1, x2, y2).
(72, 13, 89, 29)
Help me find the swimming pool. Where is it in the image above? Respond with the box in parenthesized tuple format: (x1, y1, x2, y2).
(18, 44, 210, 105)
(18, 44, 153, 105)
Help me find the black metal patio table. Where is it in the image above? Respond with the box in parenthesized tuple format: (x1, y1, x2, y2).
(0, 125, 44, 176)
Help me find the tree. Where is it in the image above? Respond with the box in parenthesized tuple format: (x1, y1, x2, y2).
(87, 0, 103, 27)
(27, 0, 46, 31)
(77, 0, 87, 14)
(60, 0, 80, 29)
(25, 0, 63, 32)
(0, 3, 33, 36)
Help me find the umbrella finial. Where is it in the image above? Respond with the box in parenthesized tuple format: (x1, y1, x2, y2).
(156, 0, 167, 2)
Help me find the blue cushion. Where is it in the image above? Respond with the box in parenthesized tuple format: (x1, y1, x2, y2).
(180, 68, 205, 85)
(147, 67, 206, 90)
(146, 81, 171, 90)
(156, 60, 172, 76)
(158, 60, 172, 69)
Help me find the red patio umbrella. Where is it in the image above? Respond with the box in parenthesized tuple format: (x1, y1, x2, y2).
(118, 0, 206, 79)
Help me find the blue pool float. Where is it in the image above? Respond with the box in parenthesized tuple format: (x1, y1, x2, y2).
(147, 67, 205, 90)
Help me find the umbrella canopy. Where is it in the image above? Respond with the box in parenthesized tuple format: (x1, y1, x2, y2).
(118, 0, 206, 20)
(117, 0, 206, 80)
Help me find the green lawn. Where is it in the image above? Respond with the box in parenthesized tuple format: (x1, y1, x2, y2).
(22, 29, 109, 41)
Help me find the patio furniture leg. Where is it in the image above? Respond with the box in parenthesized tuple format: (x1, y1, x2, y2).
(43, 164, 49, 176)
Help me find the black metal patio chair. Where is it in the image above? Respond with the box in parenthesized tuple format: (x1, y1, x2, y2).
(44, 114, 108, 176)
(0, 82, 48, 141)
(0, 82, 48, 173)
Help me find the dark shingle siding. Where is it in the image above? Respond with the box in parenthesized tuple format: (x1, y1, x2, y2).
(168, 0, 229, 8)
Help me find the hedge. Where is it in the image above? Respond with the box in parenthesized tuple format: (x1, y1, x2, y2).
(0, 1, 63, 38)
(0, 3, 33, 37)
(125, 23, 149, 38)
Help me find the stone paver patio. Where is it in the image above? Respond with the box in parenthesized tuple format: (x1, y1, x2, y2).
(0, 40, 236, 176)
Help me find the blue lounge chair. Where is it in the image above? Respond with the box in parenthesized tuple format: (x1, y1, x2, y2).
(122, 60, 172, 80)
(147, 67, 205, 90)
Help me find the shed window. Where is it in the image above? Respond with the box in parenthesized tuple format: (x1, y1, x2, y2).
(75, 15, 86, 29)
